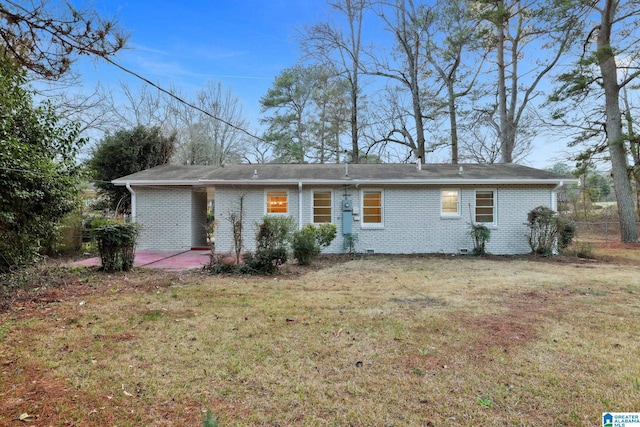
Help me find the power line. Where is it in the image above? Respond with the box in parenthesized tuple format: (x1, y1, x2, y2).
(98, 55, 269, 144)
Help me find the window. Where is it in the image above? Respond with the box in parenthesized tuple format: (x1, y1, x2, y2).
(313, 191, 332, 223)
(362, 190, 383, 225)
(441, 190, 460, 216)
(266, 191, 288, 214)
(475, 190, 495, 224)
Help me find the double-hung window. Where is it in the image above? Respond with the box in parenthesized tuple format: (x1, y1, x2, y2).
(362, 190, 383, 226)
(441, 189, 460, 217)
(475, 190, 496, 224)
(266, 191, 288, 214)
(313, 191, 332, 223)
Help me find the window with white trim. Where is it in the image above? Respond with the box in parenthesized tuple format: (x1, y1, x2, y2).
(441, 189, 460, 216)
(266, 191, 288, 214)
(313, 191, 332, 223)
(362, 190, 383, 225)
(475, 190, 495, 224)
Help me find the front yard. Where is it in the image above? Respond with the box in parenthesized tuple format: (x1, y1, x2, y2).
(1, 248, 639, 426)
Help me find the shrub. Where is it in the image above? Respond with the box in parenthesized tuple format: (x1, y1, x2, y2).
(243, 216, 294, 274)
(242, 248, 288, 274)
(91, 220, 140, 272)
(526, 206, 576, 256)
(292, 223, 337, 265)
(207, 252, 237, 275)
(557, 216, 577, 250)
(41, 209, 84, 257)
(292, 225, 318, 266)
(468, 223, 491, 255)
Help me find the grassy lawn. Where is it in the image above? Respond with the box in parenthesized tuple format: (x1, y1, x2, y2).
(1, 251, 639, 426)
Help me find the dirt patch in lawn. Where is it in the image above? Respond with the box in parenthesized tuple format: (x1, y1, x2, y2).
(464, 290, 559, 352)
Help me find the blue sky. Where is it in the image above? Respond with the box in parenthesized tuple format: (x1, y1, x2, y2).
(68, 0, 569, 168)
(74, 0, 328, 125)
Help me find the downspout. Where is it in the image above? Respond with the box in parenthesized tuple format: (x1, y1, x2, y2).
(126, 183, 136, 222)
(298, 181, 303, 230)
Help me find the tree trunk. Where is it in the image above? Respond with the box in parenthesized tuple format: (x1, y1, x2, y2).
(495, 1, 512, 164)
(351, 71, 359, 163)
(448, 81, 459, 164)
(347, 0, 362, 164)
(411, 82, 427, 163)
(598, 0, 638, 242)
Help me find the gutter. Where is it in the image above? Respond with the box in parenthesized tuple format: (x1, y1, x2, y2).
(196, 178, 578, 186)
(114, 177, 579, 188)
(112, 179, 203, 186)
(125, 183, 136, 222)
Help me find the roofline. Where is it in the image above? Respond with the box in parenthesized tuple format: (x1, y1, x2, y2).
(112, 179, 204, 186)
(114, 178, 578, 186)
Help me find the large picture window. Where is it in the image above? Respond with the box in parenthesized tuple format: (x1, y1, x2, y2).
(313, 191, 332, 223)
(475, 190, 495, 224)
(362, 190, 383, 225)
(441, 189, 460, 216)
(266, 191, 288, 214)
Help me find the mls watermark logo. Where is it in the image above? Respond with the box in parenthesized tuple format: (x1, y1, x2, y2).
(603, 412, 640, 427)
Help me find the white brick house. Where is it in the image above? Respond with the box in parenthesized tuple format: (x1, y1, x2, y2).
(112, 163, 577, 255)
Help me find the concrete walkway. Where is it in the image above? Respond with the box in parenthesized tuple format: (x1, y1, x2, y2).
(72, 250, 211, 271)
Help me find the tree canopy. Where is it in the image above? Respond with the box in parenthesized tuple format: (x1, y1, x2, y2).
(88, 126, 176, 213)
(0, 57, 85, 272)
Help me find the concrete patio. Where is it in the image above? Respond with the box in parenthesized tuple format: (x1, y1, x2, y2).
(72, 250, 211, 271)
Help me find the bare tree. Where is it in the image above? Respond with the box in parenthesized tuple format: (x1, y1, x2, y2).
(367, 0, 435, 163)
(366, 85, 429, 162)
(107, 82, 174, 130)
(169, 83, 247, 166)
(299, 0, 369, 163)
(475, 0, 584, 163)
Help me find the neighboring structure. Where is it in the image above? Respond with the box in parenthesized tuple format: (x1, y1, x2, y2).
(112, 163, 576, 255)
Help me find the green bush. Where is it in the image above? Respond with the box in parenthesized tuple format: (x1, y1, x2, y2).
(292, 223, 337, 265)
(42, 210, 84, 256)
(526, 206, 576, 256)
(242, 216, 294, 274)
(468, 223, 491, 256)
(91, 220, 140, 272)
(557, 216, 577, 250)
(242, 247, 288, 274)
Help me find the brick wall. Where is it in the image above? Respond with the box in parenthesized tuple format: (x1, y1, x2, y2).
(134, 187, 208, 250)
(213, 184, 555, 255)
(136, 183, 555, 254)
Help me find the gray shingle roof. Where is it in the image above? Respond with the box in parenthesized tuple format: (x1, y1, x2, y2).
(112, 163, 575, 186)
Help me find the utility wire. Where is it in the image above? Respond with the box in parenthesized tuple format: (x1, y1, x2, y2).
(98, 55, 269, 144)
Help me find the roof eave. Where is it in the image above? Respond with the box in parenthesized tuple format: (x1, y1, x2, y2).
(197, 178, 579, 186)
(112, 179, 204, 186)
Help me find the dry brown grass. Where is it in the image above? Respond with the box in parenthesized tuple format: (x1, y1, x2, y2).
(1, 251, 640, 426)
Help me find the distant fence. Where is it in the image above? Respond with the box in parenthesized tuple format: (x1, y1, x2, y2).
(574, 221, 640, 243)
